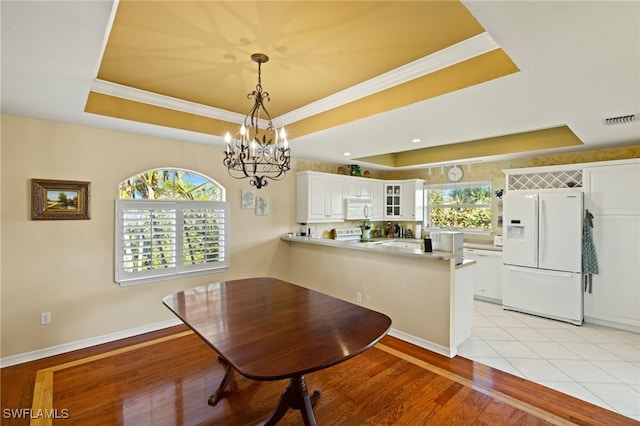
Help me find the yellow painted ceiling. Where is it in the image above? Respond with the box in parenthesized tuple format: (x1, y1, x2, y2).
(95, 1, 486, 115)
(358, 126, 584, 167)
(84, 1, 583, 167)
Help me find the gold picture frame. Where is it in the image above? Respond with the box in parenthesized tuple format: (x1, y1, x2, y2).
(31, 179, 90, 220)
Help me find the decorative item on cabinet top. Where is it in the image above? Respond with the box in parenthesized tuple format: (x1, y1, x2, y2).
(348, 165, 362, 177)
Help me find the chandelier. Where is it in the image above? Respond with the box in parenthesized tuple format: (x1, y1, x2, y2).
(223, 53, 290, 189)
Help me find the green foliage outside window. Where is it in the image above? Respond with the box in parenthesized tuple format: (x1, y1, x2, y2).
(119, 169, 222, 201)
(427, 184, 492, 229)
(116, 169, 227, 285)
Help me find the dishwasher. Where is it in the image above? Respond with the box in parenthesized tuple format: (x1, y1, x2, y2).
(463, 248, 503, 304)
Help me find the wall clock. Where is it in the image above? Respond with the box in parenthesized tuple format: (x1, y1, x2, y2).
(447, 165, 464, 182)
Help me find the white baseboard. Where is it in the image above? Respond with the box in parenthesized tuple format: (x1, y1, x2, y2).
(584, 316, 640, 334)
(388, 328, 456, 358)
(1, 321, 457, 368)
(0, 318, 183, 368)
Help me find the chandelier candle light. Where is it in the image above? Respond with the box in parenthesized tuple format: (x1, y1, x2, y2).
(223, 53, 290, 189)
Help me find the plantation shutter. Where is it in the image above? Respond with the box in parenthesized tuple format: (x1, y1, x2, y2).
(182, 202, 228, 271)
(115, 200, 229, 286)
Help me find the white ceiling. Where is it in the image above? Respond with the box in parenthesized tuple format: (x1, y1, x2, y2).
(2, 1, 639, 169)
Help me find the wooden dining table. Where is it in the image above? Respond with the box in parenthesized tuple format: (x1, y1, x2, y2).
(162, 276, 392, 426)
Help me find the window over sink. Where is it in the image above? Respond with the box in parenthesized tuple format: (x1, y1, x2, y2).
(424, 181, 492, 232)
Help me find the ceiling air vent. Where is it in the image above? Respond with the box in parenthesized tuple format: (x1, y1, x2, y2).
(602, 113, 639, 126)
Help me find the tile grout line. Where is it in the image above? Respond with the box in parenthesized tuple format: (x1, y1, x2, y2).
(469, 301, 640, 418)
(375, 343, 579, 426)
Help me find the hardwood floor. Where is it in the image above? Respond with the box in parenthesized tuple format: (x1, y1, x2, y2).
(2, 325, 635, 425)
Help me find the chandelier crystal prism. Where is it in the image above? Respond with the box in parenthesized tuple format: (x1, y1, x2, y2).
(223, 53, 290, 189)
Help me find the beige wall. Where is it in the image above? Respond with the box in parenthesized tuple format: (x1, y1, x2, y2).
(0, 115, 295, 358)
(288, 242, 453, 350)
(2, 113, 638, 359)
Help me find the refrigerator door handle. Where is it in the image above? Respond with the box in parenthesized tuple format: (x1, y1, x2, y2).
(506, 265, 574, 278)
(533, 197, 539, 265)
(539, 198, 545, 264)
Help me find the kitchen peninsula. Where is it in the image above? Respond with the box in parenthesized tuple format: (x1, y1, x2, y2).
(281, 235, 476, 357)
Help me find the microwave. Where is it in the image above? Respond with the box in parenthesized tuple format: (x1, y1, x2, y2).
(344, 198, 372, 220)
(431, 231, 464, 265)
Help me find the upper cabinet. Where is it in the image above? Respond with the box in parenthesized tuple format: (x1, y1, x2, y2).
(384, 183, 402, 218)
(296, 171, 423, 223)
(296, 171, 345, 223)
(384, 179, 424, 220)
(345, 178, 371, 199)
(583, 160, 640, 215)
(369, 181, 385, 221)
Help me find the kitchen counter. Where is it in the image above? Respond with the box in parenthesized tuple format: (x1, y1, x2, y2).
(281, 235, 475, 267)
(463, 240, 503, 252)
(282, 235, 476, 357)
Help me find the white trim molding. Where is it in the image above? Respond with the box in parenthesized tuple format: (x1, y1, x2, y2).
(0, 318, 182, 368)
(388, 328, 457, 358)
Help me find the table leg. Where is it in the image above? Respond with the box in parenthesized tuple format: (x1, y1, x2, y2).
(208, 356, 234, 406)
(258, 375, 321, 426)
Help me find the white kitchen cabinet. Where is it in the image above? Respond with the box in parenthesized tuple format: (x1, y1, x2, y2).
(345, 177, 371, 199)
(384, 183, 402, 218)
(403, 180, 424, 221)
(582, 159, 640, 332)
(384, 179, 424, 220)
(464, 248, 503, 304)
(370, 181, 385, 220)
(297, 171, 424, 223)
(296, 171, 345, 223)
(584, 160, 640, 215)
(584, 215, 640, 332)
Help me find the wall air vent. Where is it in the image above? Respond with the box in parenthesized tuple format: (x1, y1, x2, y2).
(602, 113, 639, 126)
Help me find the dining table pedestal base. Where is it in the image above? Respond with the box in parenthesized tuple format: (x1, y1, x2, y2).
(258, 375, 321, 426)
(208, 356, 234, 406)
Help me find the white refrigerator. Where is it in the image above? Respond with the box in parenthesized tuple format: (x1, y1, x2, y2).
(502, 191, 584, 325)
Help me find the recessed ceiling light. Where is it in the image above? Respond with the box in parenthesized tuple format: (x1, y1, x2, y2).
(411, 138, 422, 143)
(344, 152, 351, 156)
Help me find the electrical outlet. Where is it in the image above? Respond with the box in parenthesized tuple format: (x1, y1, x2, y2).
(40, 312, 51, 325)
(356, 292, 362, 302)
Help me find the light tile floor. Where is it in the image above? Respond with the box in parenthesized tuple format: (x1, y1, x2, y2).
(458, 300, 640, 421)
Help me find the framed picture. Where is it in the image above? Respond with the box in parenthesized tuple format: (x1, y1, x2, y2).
(241, 189, 256, 209)
(256, 196, 269, 216)
(31, 179, 90, 220)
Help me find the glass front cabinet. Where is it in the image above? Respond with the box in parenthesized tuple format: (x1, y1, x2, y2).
(384, 184, 402, 217)
(384, 180, 424, 220)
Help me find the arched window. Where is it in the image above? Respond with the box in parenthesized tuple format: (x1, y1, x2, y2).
(115, 168, 228, 286)
(118, 169, 225, 201)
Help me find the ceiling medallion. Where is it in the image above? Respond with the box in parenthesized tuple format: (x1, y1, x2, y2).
(223, 53, 290, 189)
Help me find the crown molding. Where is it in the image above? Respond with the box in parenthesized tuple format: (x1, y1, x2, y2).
(278, 32, 499, 125)
(89, 79, 246, 124)
(88, 32, 498, 129)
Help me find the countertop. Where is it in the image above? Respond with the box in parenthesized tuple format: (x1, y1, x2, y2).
(463, 242, 503, 252)
(281, 235, 475, 268)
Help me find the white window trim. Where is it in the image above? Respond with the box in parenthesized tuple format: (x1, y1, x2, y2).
(115, 199, 229, 286)
(424, 180, 493, 233)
